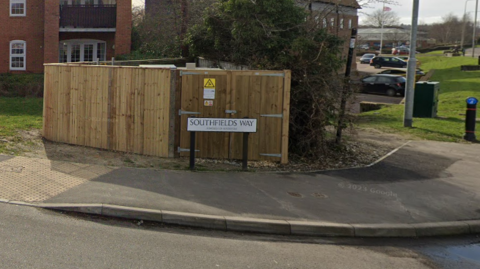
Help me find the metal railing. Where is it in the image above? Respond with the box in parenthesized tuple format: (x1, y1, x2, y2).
(59, 4, 116, 28)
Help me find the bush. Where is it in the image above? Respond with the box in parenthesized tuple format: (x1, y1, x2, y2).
(0, 74, 44, 98)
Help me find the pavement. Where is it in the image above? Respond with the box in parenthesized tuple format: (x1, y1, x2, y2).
(1, 140, 480, 237)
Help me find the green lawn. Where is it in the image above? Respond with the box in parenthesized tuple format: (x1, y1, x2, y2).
(424, 50, 445, 55)
(0, 98, 43, 153)
(359, 56, 479, 142)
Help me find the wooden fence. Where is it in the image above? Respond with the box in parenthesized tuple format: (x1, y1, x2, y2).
(43, 64, 175, 157)
(43, 64, 291, 163)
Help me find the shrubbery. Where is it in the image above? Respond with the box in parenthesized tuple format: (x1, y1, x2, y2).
(0, 74, 44, 98)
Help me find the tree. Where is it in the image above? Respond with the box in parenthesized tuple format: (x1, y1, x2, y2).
(187, 0, 355, 158)
(130, 0, 217, 58)
(428, 13, 465, 44)
(363, 8, 400, 27)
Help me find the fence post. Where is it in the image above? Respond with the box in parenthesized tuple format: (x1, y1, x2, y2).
(242, 132, 249, 170)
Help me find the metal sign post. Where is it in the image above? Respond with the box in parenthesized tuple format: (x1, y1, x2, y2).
(464, 97, 478, 141)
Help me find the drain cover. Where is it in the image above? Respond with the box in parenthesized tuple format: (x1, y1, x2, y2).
(287, 192, 302, 198)
(312, 193, 328, 198)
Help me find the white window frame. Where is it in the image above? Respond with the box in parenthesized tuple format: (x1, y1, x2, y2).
(10, 0, 26, 17)
(59, 39, 107, 63)
(10, 40, 26, 71)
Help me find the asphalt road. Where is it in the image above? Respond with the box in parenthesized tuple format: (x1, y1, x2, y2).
(1, 203, 479, 268)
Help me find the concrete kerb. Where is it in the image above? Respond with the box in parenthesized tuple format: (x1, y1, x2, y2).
(2, 200, 479, 238)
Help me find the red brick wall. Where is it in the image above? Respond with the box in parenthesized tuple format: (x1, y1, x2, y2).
(0, 1, 131, 74)
(115, 0, 132, 56)
(0, 0, 45, 73)
(44, 0, 59, 67)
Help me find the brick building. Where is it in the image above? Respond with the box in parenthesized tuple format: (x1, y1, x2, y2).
(0, 0, 132, 74)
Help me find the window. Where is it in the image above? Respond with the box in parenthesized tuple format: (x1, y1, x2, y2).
(330, 18, 335, 27)
(377, 77, 392, 84)
(363, 77, 376, 83)
(84, 44, 94, 61)
(59, 40, 107, 63)
(97, 43, 106, 61)
(10, 0, 26, 16)
(348, 19, 352, 29)
(10, 40, 26, 71)
(323, 18, 327, 28)
(71, 44, 81, 62)
(340, 19, 344, 29)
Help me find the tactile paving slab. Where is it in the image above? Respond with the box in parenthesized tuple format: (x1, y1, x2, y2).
(0, 156, 116, 202)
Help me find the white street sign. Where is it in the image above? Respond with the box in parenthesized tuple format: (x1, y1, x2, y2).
(187, 118, 257, 133)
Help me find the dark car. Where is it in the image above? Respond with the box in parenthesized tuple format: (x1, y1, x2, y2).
(377, 68, 425, 81)
(360, 53, 376, 64)
(369, 56, 407, 69)
(359, 74, 406, 96)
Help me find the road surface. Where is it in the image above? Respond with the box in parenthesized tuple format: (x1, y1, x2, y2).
(1, 203, 479, 268)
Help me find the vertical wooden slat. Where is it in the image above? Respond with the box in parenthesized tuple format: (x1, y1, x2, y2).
(133, 68, 145, 154)
(143, 69, 153, 155)
(174, 70, 182, 158)
(168, 69, 177, 158)
(108, 67, 116, 150)
(101, 67, 109, 149)
(69, 66, 77, 145)
(77, 66, 86, 146)
(84, 67, 92, 147)
(125, 68, 135, 153)
(281, 70, 291, 164)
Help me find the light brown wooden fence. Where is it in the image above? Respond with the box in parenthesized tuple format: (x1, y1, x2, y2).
(177, 70, 291, 163)
(43, 64, 290, 163)
(43, 64, 175, 157)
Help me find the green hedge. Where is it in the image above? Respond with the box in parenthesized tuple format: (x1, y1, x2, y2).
(0, 74, 44, 97)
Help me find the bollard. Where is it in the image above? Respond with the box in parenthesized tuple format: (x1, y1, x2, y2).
(464, 97, 478, 141)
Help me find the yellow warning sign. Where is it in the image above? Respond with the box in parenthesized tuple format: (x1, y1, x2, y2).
(204, 78, 216, 88)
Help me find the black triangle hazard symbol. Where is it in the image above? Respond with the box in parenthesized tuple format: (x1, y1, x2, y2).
(204, 79, 215, 88)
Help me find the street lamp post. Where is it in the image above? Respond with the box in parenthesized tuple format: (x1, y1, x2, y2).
(472, 0, 479, 57)
(404, 0, 420, 128)
(461, 0, 474, 49)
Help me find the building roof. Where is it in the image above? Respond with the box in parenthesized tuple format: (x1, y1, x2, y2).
(316, 0, 361, 9)
(358, 28, 428, 41)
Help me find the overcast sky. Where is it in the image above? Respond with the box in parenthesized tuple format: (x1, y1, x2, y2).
(361, 0, 477, 25)
(131, 0, 476, 25)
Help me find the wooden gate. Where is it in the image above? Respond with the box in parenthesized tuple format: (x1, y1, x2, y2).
(178, 70, 291, 163)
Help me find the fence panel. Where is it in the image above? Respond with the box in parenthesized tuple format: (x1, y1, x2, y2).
(43, 64, 173, 158)
(178, 70, 290, 163)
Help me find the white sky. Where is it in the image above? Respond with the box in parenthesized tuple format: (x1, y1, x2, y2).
(132, 0, 144, 7)
(131, 0, 476, 25)
(360, 0, 478, 25)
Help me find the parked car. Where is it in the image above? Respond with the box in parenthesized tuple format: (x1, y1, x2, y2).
(392, 47, 409, 55)
(396, 56, 422, 67)
(358, 44, 370, 50)
(377, 68, 425, 81)
(360, 53, 376, 64)
(370, 56, 407, 69)
(359, 74, 406, 96)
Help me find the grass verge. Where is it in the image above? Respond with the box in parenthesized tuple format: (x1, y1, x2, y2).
(358, 56, 479, 142)
(0, 97, 43, 154)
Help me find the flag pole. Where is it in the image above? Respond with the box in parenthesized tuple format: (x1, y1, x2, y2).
(379, 2, 385, 55)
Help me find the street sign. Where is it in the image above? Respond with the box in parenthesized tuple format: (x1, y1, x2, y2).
(187, 118, 257, 133)
(467, 97, 478, 105)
